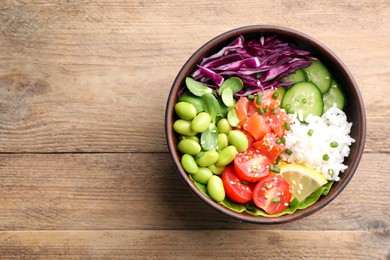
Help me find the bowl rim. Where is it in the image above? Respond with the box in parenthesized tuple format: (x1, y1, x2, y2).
(165, 25, 366, 224)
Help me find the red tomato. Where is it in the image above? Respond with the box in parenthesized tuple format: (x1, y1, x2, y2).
(252, 132, 285, 163)
(221, 165, 253, 204)
(252, 175, 292, 214)
(234, 148, 270, 182)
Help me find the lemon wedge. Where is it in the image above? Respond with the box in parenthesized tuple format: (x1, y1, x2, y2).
(279, 164, 328, 202)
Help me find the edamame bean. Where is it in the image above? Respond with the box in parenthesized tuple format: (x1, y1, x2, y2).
(216, 133, 228, 152)
(177, 139, 201, 155)
(179, 135, 200, 143)
(192, 167, 213, 184)
(175, 102, 197, 120)
(217, 118, 232, 135)
(208, 164, 226, 175)
(196, 150, 219, 167)
(191, 112, 211, 133)
(173, 119, 197, 136)
(228, 130, 249, 152)
(181, 154, 198, 174)
(207, 175, 225, 202)
(216, 145, 238, 167)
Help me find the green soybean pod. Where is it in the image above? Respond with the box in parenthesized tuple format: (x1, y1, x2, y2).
(191, 112, 211, 133)
(216, 133, 228, 152)
(208, 164, 226, 175)
(196, 150, 219, 167)
(177, 139, 201, 155)
(207, 175, 225, 202)
(181, 154, 198, 174)
(228, 130, 249, 152)
(174, 102, 197, 120)
(216, 145, 238, 167)
(173, 119, 197, 136)
(217, 118, 232, 135)
(192, 167, 213, 184)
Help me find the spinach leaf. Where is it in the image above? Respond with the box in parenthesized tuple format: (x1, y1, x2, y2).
(227, 108, 240, 127)
(186, 77, 213, 97)
(178, 92, 204, 113)
(219, 77, 244, 94)
(200, 123, 218, 151)
(221, 87, 234, 107)
(202, 93, 220, 123)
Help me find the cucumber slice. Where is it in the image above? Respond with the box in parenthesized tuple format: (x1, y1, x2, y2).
(281, 69, 307, 83)
(323, 79, 345, 111)
(275, 86, 286, 101)
(304, 61, 332, 94)
(282, 82, 323, 122)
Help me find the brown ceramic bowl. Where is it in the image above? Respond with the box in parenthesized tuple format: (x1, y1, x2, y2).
(165, 25, 366, 224)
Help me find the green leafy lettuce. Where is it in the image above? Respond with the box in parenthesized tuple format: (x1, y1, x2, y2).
(189, 176, 334, 217)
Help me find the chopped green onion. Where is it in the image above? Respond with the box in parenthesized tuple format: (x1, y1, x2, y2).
(323, 154, 329, 161)
(247, 94, 255, 100)
(276, 136, 286, 144)
(283, 122, 291, 131)
(258, 108, 264, 114)
(272, 197, 281, 203)
(272, 92, 279, 99)
(330, 142, 339, 148)
(256, 93, 263, 105)
(328, 169, 335, 176)
(264, 106, 269, 113)
(241, 181, 248, 185)
(272, 108, 278, 115)
(269, 164, 280, 173)
(307, 129, 314, 136)
(254, 73, 262, 79)
(285, 149, 293, 155)
(274, 157, 280, 165)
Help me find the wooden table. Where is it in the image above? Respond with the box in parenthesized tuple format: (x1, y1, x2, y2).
(0, 0, 389, 259)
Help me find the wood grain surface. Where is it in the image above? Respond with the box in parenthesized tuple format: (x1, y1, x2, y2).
(0, 0, 389, 259)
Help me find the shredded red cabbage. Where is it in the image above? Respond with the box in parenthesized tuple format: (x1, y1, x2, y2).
(188, 35, 316, 97)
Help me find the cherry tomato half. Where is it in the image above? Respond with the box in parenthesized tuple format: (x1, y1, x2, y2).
(253, 175, 292, 214)
(221, 165, 253, 204)
(234, 148, 270, 182)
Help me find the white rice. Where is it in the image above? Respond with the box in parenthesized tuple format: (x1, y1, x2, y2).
(280, 105, 355, 181)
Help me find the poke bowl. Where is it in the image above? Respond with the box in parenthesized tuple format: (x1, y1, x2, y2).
(165, 25, 366, 224)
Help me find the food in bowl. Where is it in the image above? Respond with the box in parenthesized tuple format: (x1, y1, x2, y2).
(166, 26, 365, 223)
